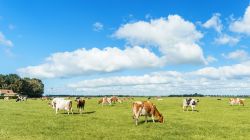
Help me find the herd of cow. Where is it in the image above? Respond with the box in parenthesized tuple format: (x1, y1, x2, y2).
(44, 96, 246, 125)
(1, 96, 246, 125)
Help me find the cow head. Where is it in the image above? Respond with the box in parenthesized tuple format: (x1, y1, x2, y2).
(158, 113, 164, 123)
(98, 99, 102, 104)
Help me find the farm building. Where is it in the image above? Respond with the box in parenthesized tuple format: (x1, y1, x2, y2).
(0, 89, 18, 97)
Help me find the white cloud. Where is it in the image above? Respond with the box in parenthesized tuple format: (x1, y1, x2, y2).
(222, 50, 249, 61)
(114, 15, 206, 65)
(17, 46, 164, 79)
(193, 61, 250, 79)
(93, 22, 103, 31)
(214, 34, 240, 46)
(0, 32, 13, 47)
(206, 55, 217, 63)
(68, 62, 250, 95)
(68, 71, 182, 88)
(203, 13, 223, 33)
(230, 6, 250, 35)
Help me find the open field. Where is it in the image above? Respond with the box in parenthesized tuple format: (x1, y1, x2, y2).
(0, 97, 249, 140)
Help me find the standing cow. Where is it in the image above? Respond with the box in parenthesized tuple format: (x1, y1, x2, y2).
(183, 98, 199, 111)
(55, 99, 73, 115)
(50, 97, 65, 109)
(75, 98, 85, 114)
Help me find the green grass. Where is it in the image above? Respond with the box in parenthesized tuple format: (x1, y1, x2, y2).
(0, 97, 249, 140)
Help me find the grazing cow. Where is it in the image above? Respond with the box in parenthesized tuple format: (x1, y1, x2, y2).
(110, 96, 122, 103)
(75, 98, 85, 114)
(132, 101, 164, 125)
(54, 99, 73, 115)
(183, 98, 199, 111)
(98, 97, 112, 107)
(229, 98, 245, 106)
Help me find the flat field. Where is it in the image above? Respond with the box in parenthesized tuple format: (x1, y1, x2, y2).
(0, 97, 249, 140)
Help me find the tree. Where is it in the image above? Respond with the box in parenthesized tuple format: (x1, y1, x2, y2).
(0, 74, 44, 97)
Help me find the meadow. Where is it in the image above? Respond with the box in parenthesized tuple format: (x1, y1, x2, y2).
(0, 97, 249, 140)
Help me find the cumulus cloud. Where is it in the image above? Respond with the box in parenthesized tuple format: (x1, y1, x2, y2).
(222, 50, 249, 61)
(230, 6, 250, 35)
(193, 61, 250, 80)
(114, 15, 206, 65)
(0, 32, 13, 47)
(68, 62, 250, 95)
(203, 13, 223, 33)
(214, 34, 240, 46)
(93, 22, 103, 31)
(17, 46, 164, 79)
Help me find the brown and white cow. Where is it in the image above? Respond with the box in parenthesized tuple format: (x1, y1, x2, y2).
(98, 96, 122, 107)
(132, 101, 164, 125)
(75, 98, 85, 114)
(98, 97, 111, 107)
(229, 98, 245, 106)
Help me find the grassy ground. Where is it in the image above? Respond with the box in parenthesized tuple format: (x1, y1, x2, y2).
(0, 97, 249, 140)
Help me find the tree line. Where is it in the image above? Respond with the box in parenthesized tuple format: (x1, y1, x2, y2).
(0, 74, 44, 97)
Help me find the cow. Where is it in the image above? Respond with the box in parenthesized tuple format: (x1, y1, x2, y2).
(16, 95, 28, 102)
(183, 98, 199, 111)
(110, 96, 122, 103)
(54, 99, 73, 115)
(98, 97, 111, 107)
(132, 101, 164, 125)
(50, 97, 65, 108)
(75, 98, 85, 114)
(4, 97, 9, 101)
(229, 98, 245, 106)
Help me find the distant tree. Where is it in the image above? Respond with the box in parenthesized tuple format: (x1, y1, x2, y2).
(0, 74, 44, 97)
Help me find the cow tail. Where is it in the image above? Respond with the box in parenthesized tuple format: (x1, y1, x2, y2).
(69, 101, 73, 110)
(83, 100, 85, 110)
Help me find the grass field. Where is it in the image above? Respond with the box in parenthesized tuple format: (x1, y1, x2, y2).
(0, 97, 249, 140)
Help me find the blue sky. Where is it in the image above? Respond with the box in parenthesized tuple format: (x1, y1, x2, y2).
(1, 0, 250, 95)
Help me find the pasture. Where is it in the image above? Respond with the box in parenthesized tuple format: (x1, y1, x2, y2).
(0, 97, 249, 140)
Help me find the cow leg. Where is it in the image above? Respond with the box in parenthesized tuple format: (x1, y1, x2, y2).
(151, 115, 155, 123)
(145, 116, 148, 123)
(56, 108, 59, 114)
(71, 108, 73, 114)
(134, 112, 140, 125)
(80, 108, 82, 114)
(183, 106, 187, 111)
(135, 118, 138, 125)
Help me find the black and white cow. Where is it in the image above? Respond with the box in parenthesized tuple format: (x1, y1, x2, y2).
(16, 95, 28, 102)
(183, 98, 199, 111)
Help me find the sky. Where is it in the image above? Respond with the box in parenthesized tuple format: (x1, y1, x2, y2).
(1, 0, 250, 95)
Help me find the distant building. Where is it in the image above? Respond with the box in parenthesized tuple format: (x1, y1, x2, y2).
(0, 89, 18, 96)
